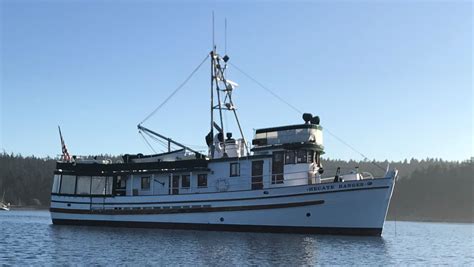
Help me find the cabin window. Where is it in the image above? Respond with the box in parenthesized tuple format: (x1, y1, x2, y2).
(60, 175, 76, 194)
(91, 176, 106, 195)
(117, 176, 126, 188)
(296, 150, 307, 163)
(52, 175, 61, 193)
(230, 163, 240, 177)
(76, 176, 91, 195)
(141, 177, 151, 190)
(285, 150, 295, 164)
(316, 152, 321, 166)
(181, 175, 190, 188)
(198, 174, 208, 188)
(106, 176, 113, 195)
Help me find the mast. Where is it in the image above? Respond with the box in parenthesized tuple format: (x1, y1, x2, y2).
(210, 12, 216, 159)
(210, 49, 215, 159)
(207, 16, 249, 159)
(208, 49, 249, 158)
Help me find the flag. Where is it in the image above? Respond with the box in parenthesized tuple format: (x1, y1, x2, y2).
(58, 126, 71, 162)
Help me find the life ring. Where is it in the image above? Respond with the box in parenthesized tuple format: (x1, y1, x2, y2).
(215, 178, 229, 192)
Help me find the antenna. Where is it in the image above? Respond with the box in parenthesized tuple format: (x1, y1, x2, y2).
(225, 18, 227, 55)
(212, 11, 215, 50)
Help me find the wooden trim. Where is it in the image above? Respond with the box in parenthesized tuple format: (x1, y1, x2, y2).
(50, 199, 325, 215)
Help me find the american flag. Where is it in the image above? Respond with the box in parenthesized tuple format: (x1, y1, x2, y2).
(58, 126, 71, 162)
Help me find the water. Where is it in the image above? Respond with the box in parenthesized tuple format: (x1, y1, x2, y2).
(1, 210, 472, 265)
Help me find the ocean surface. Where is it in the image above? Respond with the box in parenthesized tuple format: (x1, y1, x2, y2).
(0, 210, 472, 266)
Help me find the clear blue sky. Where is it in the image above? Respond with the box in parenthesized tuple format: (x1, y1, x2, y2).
(1, 1, 472, 161)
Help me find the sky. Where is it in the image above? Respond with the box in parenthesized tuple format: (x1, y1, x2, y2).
(1, 0, 472, 161)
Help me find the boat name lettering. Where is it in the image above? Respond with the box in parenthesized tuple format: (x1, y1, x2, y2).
(307, 182, 365, 192)
(307, 185, 335, 192)
(338, 182, 364, 189)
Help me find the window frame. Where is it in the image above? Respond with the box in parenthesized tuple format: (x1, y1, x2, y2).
(90, 176, 106, 195)
(59, 175, 76, 195)
(75, 176, 91, 195)
(296, 150, 308, 164)
(52, 174, 62, 193)
(141, 176, 151, 191)
(181, 174, 190, 188)
(230, 162, 240, 177)
(197, 174, 208, 188)
(285, 150, 296, 165)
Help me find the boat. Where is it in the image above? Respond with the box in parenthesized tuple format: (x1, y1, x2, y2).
(1, 191, 10, 211)
(50, 44, 398, 236)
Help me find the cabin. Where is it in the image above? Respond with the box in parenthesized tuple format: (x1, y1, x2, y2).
(52, 118, 326, 199)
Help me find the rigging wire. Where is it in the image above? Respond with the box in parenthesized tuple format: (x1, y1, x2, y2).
(229, 62, 386, 172)
(229, 62, 303, 114)
(143, 130, 173, 151)
(139, 54, 210, 125)
(139, 131, 158, 154)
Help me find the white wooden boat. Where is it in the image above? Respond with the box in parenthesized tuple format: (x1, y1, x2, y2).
(50, 46, 397, 236)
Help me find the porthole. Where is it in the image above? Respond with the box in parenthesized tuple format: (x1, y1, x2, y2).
(220, 217, 224, 222)
(306, 212, 311, 217)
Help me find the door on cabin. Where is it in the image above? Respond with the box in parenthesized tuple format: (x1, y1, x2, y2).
(251, 160, 264, 190)
(169, 175, 179, 195)
(272, 151, 284, 184)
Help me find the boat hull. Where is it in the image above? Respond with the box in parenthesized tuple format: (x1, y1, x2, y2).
(50, 178, 394, 236)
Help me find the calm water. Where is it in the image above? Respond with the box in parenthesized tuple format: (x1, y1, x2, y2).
(0, 210, 472, 265)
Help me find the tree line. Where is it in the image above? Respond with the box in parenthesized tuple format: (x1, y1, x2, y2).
(0, 152, 472, 222)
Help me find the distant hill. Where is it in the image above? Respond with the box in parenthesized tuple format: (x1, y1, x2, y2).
(0, 153, 472, 223)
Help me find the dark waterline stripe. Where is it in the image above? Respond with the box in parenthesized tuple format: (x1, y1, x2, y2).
(51, 219, 382, 236)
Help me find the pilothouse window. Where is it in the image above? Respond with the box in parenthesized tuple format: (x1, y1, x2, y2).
(285, 150, 295, 164)
(296, 150, 307, 163)
(285, 150, 313, 164)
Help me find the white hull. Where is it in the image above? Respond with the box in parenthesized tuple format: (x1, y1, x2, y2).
(51, 177, 394, 235)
